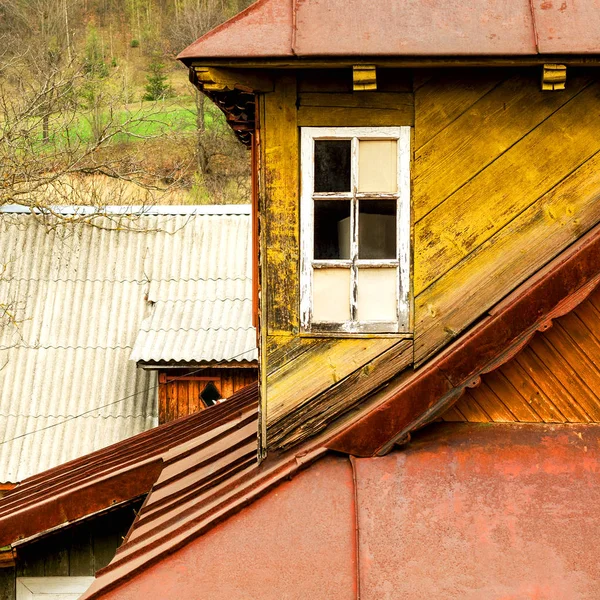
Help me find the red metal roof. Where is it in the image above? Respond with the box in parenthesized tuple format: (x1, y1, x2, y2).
(177, 0, 600, 61)
(0, 383, 259, 547)
(84, 424, 600, 600)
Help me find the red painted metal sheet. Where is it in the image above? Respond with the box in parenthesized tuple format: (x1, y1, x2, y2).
(294, 0, 537, 56)
(533, 0, 600, 54)
(177, 0, 293, 61)
(354, 423, 600, 599)
(327, 224, 600, 457)
(84, 456, 356, 600)
(178, 0, 600, 61)
(0, 383, 259, 547)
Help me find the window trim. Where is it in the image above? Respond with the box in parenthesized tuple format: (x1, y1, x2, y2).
(16, 576, 95, 599)
(300, 126, 411, 334)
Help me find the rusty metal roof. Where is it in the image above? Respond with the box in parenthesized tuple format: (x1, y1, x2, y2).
(0, 382, 259, 548)
(178, 0, 600, 61)
(83, 424, 600, 600)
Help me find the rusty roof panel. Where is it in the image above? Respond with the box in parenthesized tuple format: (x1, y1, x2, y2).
(354, 423, 600, 599)
(85, 456, 356, 600)
(0, 383, 259, 548)
(533, 0, 600, 54)
(178, 0, 600, 60)
(294, 0, 537, 56)
(177, 0, 293, 60)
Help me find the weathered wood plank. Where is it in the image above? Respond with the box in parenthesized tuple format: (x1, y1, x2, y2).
(467, 381, 518, 422)
(499, 359, 566, 422)
(414, 68, 506, 149)
(298, 105, 413, 127)
(529, 336, 600, 420)
(515, 347, 591, 422)
(266, 337, 400, 426)
(414, 73, 590, 221)
(574, 297, 600, 343)
(69, 528, 94, 576)
(268, 340, 413, 450)
(298, 92, 412, 110)
(266, 335, 328, 375)
(415, 81, 600, 296)
(414, 146, 600, 364)
(263, 74, 300, 334)
(483, 372, 541, 421)
(454, 390, 490, 422)
(557, 312, 600, 368)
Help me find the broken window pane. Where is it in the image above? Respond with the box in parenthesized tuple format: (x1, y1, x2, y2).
(358, 139, 397, 193)
(313, 268, 351, 322)
(314, 140, 351, 192)
(314, 200, 351, 259)
(357, 268, 397, 321)
(358, 200, 396, 259)
(200, 382, 222, 406)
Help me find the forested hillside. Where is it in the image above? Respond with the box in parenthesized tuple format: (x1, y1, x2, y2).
(0, 0, 253, 207)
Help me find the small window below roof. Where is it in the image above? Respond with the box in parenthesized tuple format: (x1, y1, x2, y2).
(16, 577, 95, 600)
(300, 127, 411, 334)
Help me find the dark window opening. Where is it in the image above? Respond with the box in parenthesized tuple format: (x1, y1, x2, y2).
(358, 199, 397, 259)
(200, 382, 222, 407)
(314, 200, 351, 259)
(314, 140, 351, 192)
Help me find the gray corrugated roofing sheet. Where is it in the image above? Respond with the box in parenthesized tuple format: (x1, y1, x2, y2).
(130, 211, 257, 364)
(0, 206, 256, 482)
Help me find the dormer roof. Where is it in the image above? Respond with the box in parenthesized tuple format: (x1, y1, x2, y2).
(178, 0, 600, 62)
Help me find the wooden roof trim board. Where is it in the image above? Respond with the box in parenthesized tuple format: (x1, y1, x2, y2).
(177, 0, 600, 63)
(327, 223, 600, 457)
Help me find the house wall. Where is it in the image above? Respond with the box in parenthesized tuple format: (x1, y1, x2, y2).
(259, 67, 600, 451)
(158, 368, 258, 424)
(0, 502, 142, 600)
(443, 285, 600, 423)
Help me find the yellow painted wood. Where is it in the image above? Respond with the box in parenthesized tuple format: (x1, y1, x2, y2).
(353, 65, 377, 91)
(414, 68, 504, 149)
(298, 92, 412, 109)
(263, 74, 300, 335)
(266, 337, 400, 425)
(414, 73, 590, 222)
(415, 81, 600, 296)
(297, 105, 413, 127)
(414, 146, 600, 364)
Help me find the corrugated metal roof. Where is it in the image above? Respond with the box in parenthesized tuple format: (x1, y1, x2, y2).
(0, 206, 256, 482)
(130, 213, 257, 364)
(177, 0, 600, 61)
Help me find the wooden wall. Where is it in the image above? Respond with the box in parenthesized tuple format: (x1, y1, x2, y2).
(158, 367, 257, 424)
(259, 67, 600, 452)
(442, 286, 600, 423)
(0, 502, 142, 600)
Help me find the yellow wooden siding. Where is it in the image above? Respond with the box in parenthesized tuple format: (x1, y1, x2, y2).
(414, 69, 600, 364)
(260, 67, 600, 451)
(443, 287, 600, 423)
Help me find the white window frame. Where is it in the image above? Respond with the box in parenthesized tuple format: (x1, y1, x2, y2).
(300, 126, 411, 334)
(16, 577, 95, 599)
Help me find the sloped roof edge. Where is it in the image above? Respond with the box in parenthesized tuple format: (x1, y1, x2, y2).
(327, 223, 600, 456)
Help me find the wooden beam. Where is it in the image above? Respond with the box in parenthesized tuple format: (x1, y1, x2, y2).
(353, 65, 377, 91)
(542, 64, 567, 90)
(193, 66, 273, 93)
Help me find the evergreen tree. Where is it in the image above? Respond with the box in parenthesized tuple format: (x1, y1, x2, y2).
(143, 59, 173, 101)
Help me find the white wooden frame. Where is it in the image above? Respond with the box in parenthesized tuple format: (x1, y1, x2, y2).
(16, 577, 95, 599)
(300, 126, 411, 334)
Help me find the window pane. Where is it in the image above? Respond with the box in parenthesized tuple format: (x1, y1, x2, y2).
(358, 139, 397, 193)
(357, 268, 397, 322)
(314, 200, 351, 259)
(358, 200, 396, 259)
(313, 268, 351, 322)
(314, 140, 351, 192)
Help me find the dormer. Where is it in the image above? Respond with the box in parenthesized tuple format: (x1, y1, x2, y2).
(178, 0, 600, 457)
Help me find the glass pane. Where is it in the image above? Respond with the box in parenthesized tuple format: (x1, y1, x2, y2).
(358, 139, 397, 193)
(314, 200, 351, 259)
(358, 200, 396, 259)
(357, 268, 397, 322)
(314, 140, 351, 192)
(313, 268, 351, 322)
